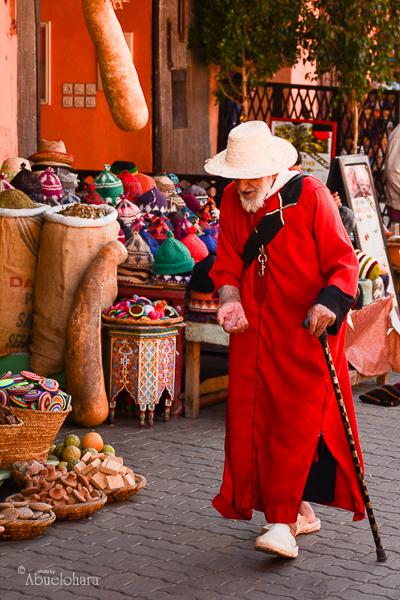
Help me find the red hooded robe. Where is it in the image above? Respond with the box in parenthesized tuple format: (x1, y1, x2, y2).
(210, 175, 365, 524)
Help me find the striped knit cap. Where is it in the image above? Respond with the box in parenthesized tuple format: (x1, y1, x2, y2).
(355, 249, 380, 280)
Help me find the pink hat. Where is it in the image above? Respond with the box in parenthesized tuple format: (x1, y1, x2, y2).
(181, 226, 209, 263)
(117, 195, 142, 226)
(38, 167, 63, 205)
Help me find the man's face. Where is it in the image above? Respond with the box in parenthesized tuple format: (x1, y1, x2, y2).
(235, 176, 275, 213)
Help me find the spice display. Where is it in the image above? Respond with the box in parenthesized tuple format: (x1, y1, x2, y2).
(0, 189, 38, 209)
(0, 371, 71, 412)
(61, 203, 108, 219)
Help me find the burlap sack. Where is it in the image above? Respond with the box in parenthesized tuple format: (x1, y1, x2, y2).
(0, 205, 48, 356)
(30, 205, 119, 375)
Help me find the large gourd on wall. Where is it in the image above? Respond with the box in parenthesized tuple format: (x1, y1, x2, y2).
(81, 0, 149, 131)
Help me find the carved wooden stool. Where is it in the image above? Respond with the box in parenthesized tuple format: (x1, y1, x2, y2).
(103, 322, 179, 426)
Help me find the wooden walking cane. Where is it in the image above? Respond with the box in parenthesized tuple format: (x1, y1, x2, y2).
(305, 320, 387, 562)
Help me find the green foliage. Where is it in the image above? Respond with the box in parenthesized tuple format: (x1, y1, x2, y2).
(190, 0, 303, 110)
(300, 0, 400, 102)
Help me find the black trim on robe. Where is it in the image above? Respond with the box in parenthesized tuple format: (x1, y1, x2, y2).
(303, 434, 337, 504)
(315, 284, 355, 335)
(242, 173, 307, 268)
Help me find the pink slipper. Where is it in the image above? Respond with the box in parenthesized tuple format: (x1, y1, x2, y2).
(260, 514, 321, 537)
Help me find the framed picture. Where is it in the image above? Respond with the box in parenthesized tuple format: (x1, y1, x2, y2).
(270, 118, 337, 183)
(327, 154, 399, 310)
(40, 22, 51, 105)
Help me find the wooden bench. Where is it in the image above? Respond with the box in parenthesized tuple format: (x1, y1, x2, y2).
(184, 322, 229, 418)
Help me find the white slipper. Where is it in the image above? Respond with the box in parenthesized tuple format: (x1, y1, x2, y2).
(255, 524, 299, 558)
(260, 514, 321, 537)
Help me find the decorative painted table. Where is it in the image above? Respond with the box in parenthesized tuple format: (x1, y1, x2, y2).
(117, 282, 187, 415)
(103, 322, 182, 426)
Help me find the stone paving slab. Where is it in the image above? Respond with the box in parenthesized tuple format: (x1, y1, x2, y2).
(1, 379, 400, 599)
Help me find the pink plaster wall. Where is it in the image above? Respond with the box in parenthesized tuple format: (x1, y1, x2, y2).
(0, 0, 18, 164)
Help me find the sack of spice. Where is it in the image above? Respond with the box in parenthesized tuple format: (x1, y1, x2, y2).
(30, 204, 119, 375)
(0, 190, 48, 356)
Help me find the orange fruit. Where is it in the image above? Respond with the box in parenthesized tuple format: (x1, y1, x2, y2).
(82, 431, 104, 452)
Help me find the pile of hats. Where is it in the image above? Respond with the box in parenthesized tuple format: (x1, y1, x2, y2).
(0, 371, 71, 412)
(1, 139, 81, 207)
(102, 295, 183, 325)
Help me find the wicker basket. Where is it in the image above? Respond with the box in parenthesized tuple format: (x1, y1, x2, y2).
(0, 418, 24, 467)
(106, 473, 147, 504)
(102, 314, 183, 327)
(6, 491, 107, 521)
(0, 408, 71, 469)
(1, 511, 56, 541)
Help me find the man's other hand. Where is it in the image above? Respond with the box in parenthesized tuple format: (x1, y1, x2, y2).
(306, 303, 336, 337)
(217, 301, 249, 334)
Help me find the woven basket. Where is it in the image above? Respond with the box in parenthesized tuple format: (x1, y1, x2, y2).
(102, 314, 183, 327)
(0, 408, 71, 469)
(1, 511, 56, 541)
(6, 491, 107, 521)
(106, 473, 147, 504)
(0, 419, 24, 466)
(52, 491, 107, 521)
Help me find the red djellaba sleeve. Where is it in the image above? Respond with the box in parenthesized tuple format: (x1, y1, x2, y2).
(209, 185, 245, 291)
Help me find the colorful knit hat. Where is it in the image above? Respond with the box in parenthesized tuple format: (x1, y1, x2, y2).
(60, 190, 81, 205)
(148, 215, 172, 241)
(116, 195, 142, 226)
(170, 212, 191, 240)
(187, 290, 220, 316)
(355, 249, 380, 280)
(185, 184, 208, 201)
(38, 167, 63, 205)
(118, 170, 143, 201)
(138, 188, 168, 214)
(181, 226, 209, 263)
(83, 182, 104, 206)
(10, 163, 42, 202)
(182, 191, 202, 214)
(154, 175, 185, 212)
(118, 228, 126, 244)
(110, 160, 138, 175)
(140, 229, 159, 256)
(1, 157, 31, 181)
(154, 231, 195, 275)
(0, 173, 14, 192)
(167, 172, 183, 194)
(200, 230, 217, 254)
(94, 164, 124, 206)
(58, 168, 79, 193)
(136, 172, 157, 193)
(123, 231, 154, 271)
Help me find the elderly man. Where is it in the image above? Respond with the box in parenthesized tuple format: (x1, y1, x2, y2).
(204, 121, 365, 559)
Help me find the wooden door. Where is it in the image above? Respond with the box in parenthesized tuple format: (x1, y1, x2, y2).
(16, 0, 39, 157)
(154, 0, 211, 174)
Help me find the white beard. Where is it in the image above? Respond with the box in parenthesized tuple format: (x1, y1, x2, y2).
(238, 177, 274, 213)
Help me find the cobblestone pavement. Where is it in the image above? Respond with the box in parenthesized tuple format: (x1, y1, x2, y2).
(1, 381, 400, 600)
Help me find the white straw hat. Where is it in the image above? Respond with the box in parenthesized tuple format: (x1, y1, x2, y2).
(204, 120, 298, 178)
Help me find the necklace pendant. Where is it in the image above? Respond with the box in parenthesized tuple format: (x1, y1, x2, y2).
(257, 244, 268, 277)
